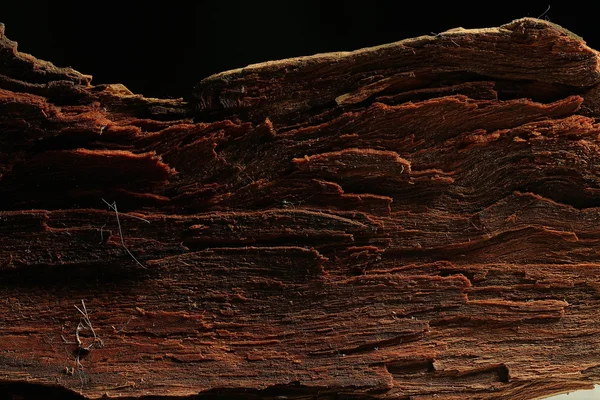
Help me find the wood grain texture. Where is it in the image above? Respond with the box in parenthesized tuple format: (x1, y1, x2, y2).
(2, 18, 600, 399)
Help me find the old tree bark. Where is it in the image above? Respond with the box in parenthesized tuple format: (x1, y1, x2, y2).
(2, 18, 600, 400)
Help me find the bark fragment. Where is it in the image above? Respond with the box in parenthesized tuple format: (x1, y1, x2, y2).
(2, 18, 600, 399)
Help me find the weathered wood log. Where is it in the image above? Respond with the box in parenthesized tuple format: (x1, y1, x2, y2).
(2, 18, 600, 399)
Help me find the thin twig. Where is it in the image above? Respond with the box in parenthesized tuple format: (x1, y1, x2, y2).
(75, 350, 86, 388)
(99, 224, 106, 244)
(537, 5, 551, 20)
(115, 317, 133, 333)
(75, 321, 84, 347)
(61, 334, 75, 344)
(101, 198, 146, 268)
(101, 199, 151, 223)
(101, 198, 151, 223)
(74, 299, 102, 350)
(431, 31, 460, 47)
(72, 299, 101, 389)
(129, 214, 151, 223)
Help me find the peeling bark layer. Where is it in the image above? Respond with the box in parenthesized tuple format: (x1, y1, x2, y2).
(2, 18, 600, 399)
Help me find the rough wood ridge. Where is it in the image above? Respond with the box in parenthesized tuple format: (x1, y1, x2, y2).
(2, 18, 600, 400)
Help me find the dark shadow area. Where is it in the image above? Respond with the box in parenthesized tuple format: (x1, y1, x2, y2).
(1, 3, 597, 100)
(0, 382, 85, 400)
(0, 382, 339, 400)
(0, 261, 155, 291)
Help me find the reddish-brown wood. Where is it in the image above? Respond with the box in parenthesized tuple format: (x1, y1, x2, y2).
(2, 18, 600, 399)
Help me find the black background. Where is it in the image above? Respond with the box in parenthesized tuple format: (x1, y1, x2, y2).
(1, 2, 598, 100)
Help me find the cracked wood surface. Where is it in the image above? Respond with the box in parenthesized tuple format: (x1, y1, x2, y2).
(2, 18, 600, 399)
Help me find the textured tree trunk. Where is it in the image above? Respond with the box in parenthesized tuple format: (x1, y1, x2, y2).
(2, 18, 600, 399)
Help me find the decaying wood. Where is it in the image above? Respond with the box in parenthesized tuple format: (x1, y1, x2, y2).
(2, 18, 600, 399)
